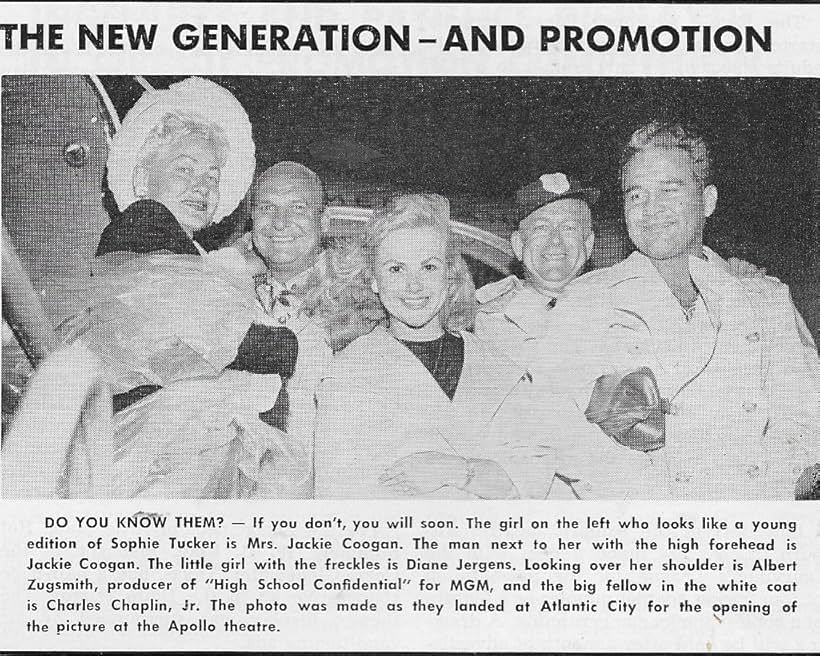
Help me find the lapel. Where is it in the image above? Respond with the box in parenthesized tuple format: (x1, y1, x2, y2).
(691, 249, 763, 370)
(364, 327, 527, 455)
(452, 331, 529, 434)
(608, 252, 681, 336)
(503, 285, 557, 338)
(606, 252, 722, 393)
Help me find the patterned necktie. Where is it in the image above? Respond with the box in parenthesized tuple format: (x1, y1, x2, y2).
(275, 288, 292, 308)
(257, 283, 293, 316)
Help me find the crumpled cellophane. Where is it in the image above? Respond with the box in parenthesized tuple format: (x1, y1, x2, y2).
(48, 252, 311, 499)
(109, 370, 311, 498)
(54, 252, 259, 393)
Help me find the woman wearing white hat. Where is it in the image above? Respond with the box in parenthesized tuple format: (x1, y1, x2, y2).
(99, 76, 255, 257)
(52, 78, 309, 498)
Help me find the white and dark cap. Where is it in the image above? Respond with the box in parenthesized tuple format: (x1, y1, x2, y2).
(516, 172, 600, 221)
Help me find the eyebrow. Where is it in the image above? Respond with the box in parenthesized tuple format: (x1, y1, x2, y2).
(421, 256, 445, 265)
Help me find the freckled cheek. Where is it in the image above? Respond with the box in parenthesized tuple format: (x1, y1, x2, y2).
(426, 269, 448, 294)
(378, 274, 404, 298)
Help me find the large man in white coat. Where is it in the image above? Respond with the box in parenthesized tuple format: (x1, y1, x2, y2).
(542, 121, 819, 500)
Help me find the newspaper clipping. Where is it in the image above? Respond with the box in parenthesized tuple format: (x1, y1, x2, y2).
(1, 2, 818, 652)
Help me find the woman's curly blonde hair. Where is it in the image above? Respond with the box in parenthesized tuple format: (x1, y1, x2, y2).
(137, 112, 229, 170)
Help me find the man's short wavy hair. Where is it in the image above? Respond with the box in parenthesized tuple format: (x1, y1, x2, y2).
(365, 193, 477, 334)
(620, 121, 713, 190)
(137, 112, 229, 170)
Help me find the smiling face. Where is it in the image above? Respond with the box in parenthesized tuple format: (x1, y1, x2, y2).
(251, 172, 323, 277)
(138, 133, 221, 233)
(622, 147, 717, 261)
(512, 197, 593, 294)
(373, 225, 449, 340)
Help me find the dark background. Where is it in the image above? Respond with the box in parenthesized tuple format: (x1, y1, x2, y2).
(99, 76, 819, 333)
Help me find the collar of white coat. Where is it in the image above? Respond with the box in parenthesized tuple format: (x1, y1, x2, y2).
(610, 247, 765, 332)
(503, 282, 559, 336)
(265, 250, 328, 294)
(334, 325, 531, 432)
(476, 275, 559, 336)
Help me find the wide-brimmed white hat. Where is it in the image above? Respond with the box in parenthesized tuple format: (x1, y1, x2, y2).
(107, 77, 256, 223)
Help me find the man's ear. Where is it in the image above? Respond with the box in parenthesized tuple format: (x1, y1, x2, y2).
(511, 231, 524, 260)
(703, 184, 718, 218)
(132, 165, 149, 198)
(584, 230, 595, 257)
(370, 277, 379, 295)
(319, 207, 330, 233)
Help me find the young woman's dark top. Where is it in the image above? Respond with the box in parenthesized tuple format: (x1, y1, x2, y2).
(400, 332, 465, 401)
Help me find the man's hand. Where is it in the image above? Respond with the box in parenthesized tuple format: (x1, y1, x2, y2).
(727, 256, 766, 279)
(379, 451, 466, 495)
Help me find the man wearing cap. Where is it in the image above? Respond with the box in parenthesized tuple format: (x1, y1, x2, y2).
(475, 172, 599, 367)
(540, 121, 819, 500)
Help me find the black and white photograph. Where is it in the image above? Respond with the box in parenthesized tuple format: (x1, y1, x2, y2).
(1, 4, 819, 653)
(2, 74, 818, 501)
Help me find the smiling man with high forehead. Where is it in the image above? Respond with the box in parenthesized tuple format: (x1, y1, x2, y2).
(251, 161, 326, 287)
(540, 121, 819, 500)
(475, 172, 598, 366)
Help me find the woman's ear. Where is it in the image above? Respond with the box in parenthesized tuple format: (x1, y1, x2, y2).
(132, 165, 149, 198)
(370, 277, 379, 295)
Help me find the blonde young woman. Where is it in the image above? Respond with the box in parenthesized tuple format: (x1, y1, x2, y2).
(313, 193, 558, 499)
